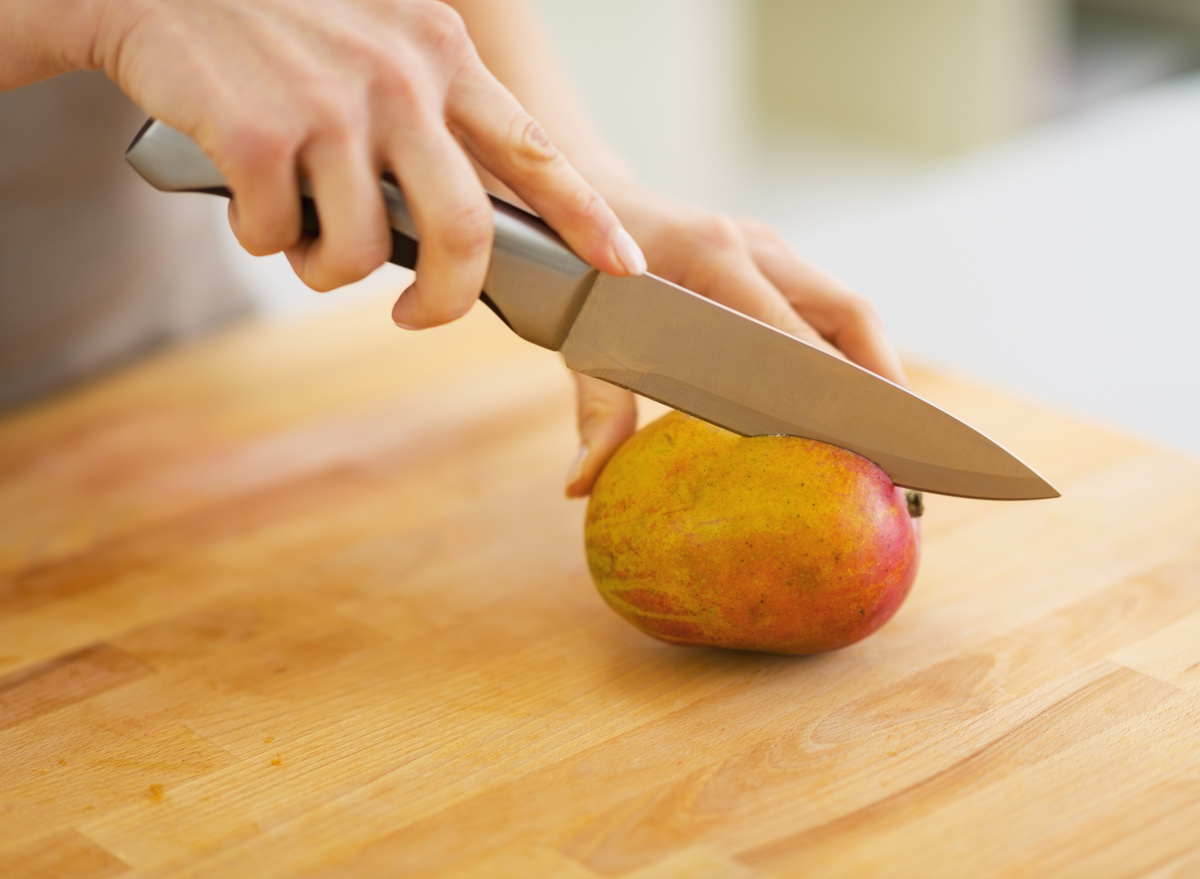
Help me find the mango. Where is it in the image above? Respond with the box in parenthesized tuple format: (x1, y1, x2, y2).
(584, 411, 921, 654)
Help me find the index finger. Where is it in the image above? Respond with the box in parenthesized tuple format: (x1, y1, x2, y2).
(445, 63, 647, 278)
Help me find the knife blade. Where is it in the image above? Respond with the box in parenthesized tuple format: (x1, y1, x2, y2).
(126, 120, 1058, 501)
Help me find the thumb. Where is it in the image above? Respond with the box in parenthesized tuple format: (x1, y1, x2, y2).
(566, 373, 638, 498)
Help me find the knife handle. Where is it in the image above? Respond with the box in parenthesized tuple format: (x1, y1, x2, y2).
(125, 120, 598, 350)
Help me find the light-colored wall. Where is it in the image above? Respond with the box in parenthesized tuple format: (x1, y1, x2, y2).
(754, 0, 1066, 153)
(529, 0, 752, 201)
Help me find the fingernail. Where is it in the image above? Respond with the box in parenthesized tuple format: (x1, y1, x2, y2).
(393, 320, 419, 330)
(565, 443, 589, 490)
(612, 227, 647, 275)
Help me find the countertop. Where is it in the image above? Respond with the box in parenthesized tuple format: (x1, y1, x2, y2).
(2, 298, 1199, 878)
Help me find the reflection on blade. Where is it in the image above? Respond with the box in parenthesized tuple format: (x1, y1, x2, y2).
(560, 273, 1058, 500)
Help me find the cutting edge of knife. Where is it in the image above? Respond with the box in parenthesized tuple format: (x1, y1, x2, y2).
(575, 364, 1061, 501)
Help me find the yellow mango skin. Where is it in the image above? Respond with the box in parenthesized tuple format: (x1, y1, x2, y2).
(585, 411, 920, 655)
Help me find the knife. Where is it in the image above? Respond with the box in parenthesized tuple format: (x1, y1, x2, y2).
(126, 119, 1057, 501)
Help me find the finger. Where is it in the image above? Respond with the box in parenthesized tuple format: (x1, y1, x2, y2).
(445, 63, 646, 278)
(283, 131, 391, 292)
(744, 226, 908, 386)
(387, 119, 496, 330)
(218, 122, 304, 257)
(567, 373, 637, 498)
(684, 251, 846, 361)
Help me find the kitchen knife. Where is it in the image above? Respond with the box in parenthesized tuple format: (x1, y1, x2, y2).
(126, 119, 1058, 501)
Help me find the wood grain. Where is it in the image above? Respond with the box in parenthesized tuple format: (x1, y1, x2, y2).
(2, 295, 1198, 878)
(0, 644, 150, 731)
(0, 829, 130, 879)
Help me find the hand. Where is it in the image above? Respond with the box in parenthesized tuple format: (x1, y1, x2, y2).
(564, 182, 908, 497)
(84, 0, 645, 321)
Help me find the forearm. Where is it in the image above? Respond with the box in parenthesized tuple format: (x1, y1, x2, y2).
(0, 0, 106, 89)
(446, 0, 634, 189)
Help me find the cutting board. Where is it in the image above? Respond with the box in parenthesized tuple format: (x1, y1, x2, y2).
(2, 296, 1199, 879)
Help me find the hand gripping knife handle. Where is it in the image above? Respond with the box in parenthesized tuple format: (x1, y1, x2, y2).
(125, 119, 599, 350)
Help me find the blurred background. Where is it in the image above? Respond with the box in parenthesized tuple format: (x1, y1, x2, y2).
(234, 0, 1200, 456)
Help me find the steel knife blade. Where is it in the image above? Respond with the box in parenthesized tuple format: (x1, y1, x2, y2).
(126, 119, 1058, 501)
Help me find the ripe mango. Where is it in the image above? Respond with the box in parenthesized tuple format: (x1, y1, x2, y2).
(585, 411, 921, 654)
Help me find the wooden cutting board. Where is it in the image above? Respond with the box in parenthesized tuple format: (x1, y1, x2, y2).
(2, 296, 1199, 879)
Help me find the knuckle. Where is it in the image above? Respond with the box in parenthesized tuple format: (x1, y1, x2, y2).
(765, 299, 807, 335)
(310, 231, 390, 291)
(678, 259, 721, 294)
(577, 377, 630, 415)
(376, 60, 423, 113)
(507, 116, 560, 169)
(439, 199, 494, 262)
(214, 116, 298, 179)
(577, 403, 636, 442)
(686, 214, 742, 251)
(414, 1, 471, 57)
(673, 247, 730, 292)
(840, 291, 883, 326)
(744, 218, 789, 251)
(363, 36, 428, 111)
(560, 185, 607, 227)
(306, 91, 364, 141)
(332, 235, 391, 283)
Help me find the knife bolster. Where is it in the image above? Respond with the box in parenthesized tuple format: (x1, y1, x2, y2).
(482, 198, 598, 351)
